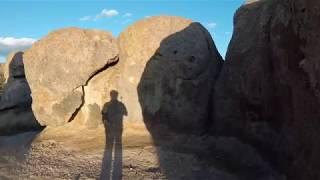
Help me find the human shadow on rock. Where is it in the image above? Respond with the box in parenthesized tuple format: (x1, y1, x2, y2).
(100, 90, 127, 180)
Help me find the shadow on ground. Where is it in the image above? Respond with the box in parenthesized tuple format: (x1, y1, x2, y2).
(100, 90, 127, 180)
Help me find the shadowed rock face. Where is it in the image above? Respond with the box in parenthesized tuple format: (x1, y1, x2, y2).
(0, 52, 41, 135)
(4, 52, 25, 81)
(24, 28, 118, 127)
(213, 0, 320, 179)
(121, 16, 223, 133)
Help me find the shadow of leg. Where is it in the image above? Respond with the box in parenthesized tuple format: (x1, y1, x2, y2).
(112, 132, 122, 180)
(100, 130, 114, 180)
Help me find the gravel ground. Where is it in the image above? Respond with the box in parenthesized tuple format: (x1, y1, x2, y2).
(0, 125, 284, 180)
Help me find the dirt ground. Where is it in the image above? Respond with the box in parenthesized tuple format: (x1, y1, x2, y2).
(0, 123, 284, 180)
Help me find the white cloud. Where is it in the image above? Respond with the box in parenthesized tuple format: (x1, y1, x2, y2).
(123, 13, 132, 18)
(0, 37, 36, 59)
(206, 22, 217, 29)
(101, 9, 119, 17)
(144, 16, 151, 19)
(80, 16, 91, 21)
(95, 9, 119, 20)
(81, 9, 119, 21)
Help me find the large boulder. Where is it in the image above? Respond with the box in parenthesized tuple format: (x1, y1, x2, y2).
(24, 28, 118, 127)
(121, 16, 222, 133)
(213, 0, 320, 179)
(0, 52, 41, 135)
(71, 16, 223, 134)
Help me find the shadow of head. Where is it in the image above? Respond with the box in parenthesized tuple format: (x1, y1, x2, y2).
(102, 90, 127, 127)
(110, 90, 119, 101)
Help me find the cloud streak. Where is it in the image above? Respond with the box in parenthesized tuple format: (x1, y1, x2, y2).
(80, 16, 91, 21)
(80, 9, 120, 21)
(123, 13, 132, 18)
(96, 9, 119, 19)
(206, 22, 217, 29)
(0, 37, 36, 60)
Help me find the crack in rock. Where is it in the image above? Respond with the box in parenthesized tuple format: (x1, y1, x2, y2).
(67, 56, 119, 123)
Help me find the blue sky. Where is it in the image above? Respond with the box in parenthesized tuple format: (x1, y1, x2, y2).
(0, 0, 243, 62)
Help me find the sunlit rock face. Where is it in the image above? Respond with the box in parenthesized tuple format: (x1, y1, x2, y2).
(70, 64, 120, 129)
(22, 16, 222, 135)
(72, 16, 224, 133)
(24, 28, 118, 127)
(213, 0, 320, 178)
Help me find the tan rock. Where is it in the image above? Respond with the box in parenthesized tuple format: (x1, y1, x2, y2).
(24, 28, 118, 126)
(72, 16, 223, 134)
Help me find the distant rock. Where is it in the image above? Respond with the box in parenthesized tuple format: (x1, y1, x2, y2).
(0, 52, 41, 135)
(245, 0, 261, 4)
(24, 28, 118, 127)
(0, 63, 5, 94)
(1, 52, 30, 109)
(4, 52, 25, 81)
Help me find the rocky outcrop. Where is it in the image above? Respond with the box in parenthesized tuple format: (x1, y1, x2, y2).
(0, 52, 41, 135)
(22, 17, 223, 135)
(213, 0, 320, 179)
(24, 28, 118, 127)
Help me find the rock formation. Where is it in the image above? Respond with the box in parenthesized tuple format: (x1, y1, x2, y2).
(0, 52, 41, 135)
(213, 0, 320, 179)
(24, 28, 118, 127)
(6, 6, 320, 178)
(23, 17, 222, 135)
